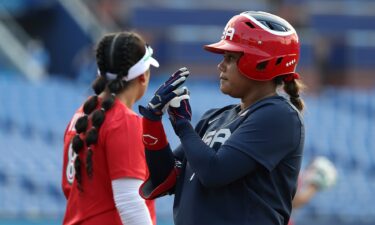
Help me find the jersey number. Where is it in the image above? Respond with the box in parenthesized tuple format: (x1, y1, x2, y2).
(65, 112, 82, 184)
(66, 142, 77, 184)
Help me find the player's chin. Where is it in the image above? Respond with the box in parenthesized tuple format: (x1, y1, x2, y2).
(220, 84, 240, 98)
(219, 83, 230, 95)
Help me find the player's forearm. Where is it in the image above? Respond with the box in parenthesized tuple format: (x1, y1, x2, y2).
(292, 184, 319, 209)
(145, 144, 175, 185)
(142, 118, 175, 184)
(139, 118, 179, 199)
(176, 120, 258, 188)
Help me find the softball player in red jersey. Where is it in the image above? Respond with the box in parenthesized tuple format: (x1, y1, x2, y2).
(61, 31, 158, 225)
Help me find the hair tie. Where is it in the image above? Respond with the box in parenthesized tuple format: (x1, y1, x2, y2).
(87, 146, 93, 153)
(111, 93, 116, 97)
(101, 107, 106, 112)
(283, 73, 300, 82)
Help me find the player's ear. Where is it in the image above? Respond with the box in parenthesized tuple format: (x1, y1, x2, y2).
(137, 69, 150, 85)
(137, 73, 151, 87)
(138, 74, 146, 84)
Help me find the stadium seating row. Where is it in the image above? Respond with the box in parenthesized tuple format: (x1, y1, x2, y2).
(0, 76, 375, 222)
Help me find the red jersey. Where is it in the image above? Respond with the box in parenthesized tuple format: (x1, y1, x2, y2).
(62, 98, 156, 225)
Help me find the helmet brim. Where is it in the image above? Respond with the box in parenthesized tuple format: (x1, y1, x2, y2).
(204, 40, 244, 54)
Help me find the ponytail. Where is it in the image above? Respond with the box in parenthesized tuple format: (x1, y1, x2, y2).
(274, 74, 305, 112)
(71, 95, 100, 190)
(283, 78, 305, 112)
(84, 91, 116, 178)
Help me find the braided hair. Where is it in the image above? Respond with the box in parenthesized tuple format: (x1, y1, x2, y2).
(274, 74, 306, 112)
(72, 31, 146, 190)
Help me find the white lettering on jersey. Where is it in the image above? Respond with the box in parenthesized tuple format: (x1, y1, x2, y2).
(202, 128, 232, 148)
(202, 130, 216, 146)
(66, 142, 77, 184)
(222, 26, 235, 41)
(189, 129, 232, 182)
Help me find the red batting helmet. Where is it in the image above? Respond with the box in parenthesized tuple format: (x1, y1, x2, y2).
(204, 11, 300, 81)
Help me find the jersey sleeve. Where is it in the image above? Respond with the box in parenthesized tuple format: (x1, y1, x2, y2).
(105, 116, 147, 180)
(223, 103, 303, 171)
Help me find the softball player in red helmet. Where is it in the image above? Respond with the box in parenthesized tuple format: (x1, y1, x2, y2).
(138, 11, 306, 225)
(205, 11, 300, 81)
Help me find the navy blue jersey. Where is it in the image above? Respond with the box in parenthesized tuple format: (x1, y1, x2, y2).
(172, 95, 304, 225)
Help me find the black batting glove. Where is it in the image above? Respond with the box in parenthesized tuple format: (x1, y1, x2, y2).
(168, 90, 192, 134)
(139, 67, 190, 121)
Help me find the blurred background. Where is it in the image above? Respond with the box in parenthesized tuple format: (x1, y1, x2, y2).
(0, 0, 375, 225)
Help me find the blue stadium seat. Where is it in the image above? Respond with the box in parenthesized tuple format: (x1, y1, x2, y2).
(310, 14, 375, 34)
(131, 8, 238, 27)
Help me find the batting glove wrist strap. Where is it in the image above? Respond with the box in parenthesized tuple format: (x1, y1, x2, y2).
(173, 119, 192, 137)
(139, 105, 162, 121)
(168, 94, 192, 136)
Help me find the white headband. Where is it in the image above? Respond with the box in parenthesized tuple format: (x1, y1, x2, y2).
(99, 45, 159, 81)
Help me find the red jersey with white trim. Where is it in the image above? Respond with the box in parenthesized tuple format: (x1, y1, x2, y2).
(62, 98, 156, 225)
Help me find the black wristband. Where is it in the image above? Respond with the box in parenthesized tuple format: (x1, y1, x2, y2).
(173, 119, 192, 137)
(138, 105, 162, 121)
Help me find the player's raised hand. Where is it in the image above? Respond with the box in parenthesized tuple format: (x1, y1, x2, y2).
(168, 89, 192, 135)
(139, 67, 190, 121)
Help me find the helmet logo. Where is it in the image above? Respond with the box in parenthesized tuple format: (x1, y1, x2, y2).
(222, 26, 235, 41)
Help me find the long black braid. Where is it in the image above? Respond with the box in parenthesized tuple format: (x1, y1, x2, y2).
(274, 75, 306, 112)
(72, 31, 146, 190)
